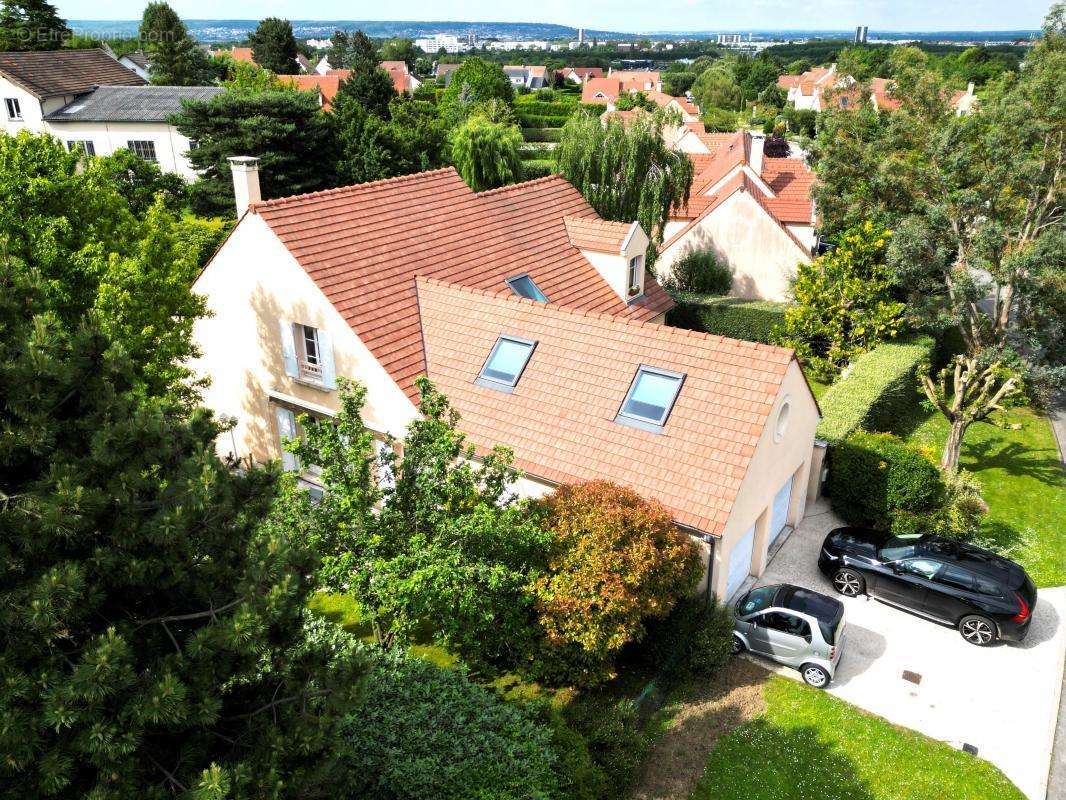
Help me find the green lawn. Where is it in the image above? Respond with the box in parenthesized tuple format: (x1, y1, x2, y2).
(690, 675, 1024, 800)
(808, 377, 832, 402)
(901, 405, 1066, 587)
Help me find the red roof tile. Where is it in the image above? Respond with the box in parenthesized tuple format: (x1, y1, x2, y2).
(278, 74, 343, 109)
(760, 158, 815, 223)
(417, 277, 797, 534)
(253, 169, 674, 401)
(564, 216, 635, 253)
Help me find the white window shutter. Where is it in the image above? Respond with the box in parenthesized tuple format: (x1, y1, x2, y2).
(279, 320, 298, 377)
(274, 406, 299, 472)
(318, 328, 336, 389)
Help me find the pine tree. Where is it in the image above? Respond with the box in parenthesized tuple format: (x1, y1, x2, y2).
(329, 28, 378, 72)
(0, 221, 364, 800)
(249, 17, 299, 75)
(0, 0, 69, 51)
(139, 2, 214, 85)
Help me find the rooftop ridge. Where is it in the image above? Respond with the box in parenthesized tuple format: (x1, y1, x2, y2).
(473, 173, 564, 197)
(415, 275, 795, 360)
(251, 167, 460, 212)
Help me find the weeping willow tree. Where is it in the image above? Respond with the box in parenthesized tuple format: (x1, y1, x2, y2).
(554, 109, 694, 261)
(450, 113, 525, 192)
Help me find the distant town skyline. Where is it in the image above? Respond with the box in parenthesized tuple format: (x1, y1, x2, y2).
(55, 0, 1051, 34)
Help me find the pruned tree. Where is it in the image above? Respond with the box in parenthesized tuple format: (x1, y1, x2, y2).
(920, 355, 1020, 472)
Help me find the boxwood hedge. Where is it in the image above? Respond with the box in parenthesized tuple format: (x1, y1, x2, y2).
(816, 335, 935, 444)
(516, 111, 573, 128)
(522, 127, 563, 143)
(666, 293, 787, 345)
(522, 160, 556, 179)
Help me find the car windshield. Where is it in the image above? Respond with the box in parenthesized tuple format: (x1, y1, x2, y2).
(736, 585, 779, 617)
(878, 536, 922, 562)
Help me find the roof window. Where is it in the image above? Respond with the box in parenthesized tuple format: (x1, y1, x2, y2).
(617, 366, 685, 431)
(506, 274, 548, 302)
(476, 335, 536, 393)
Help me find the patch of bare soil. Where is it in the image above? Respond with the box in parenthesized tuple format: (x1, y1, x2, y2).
(630, 659, 770, 800)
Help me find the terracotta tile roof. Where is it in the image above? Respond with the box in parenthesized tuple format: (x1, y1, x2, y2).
(611, 69, 661, 90)
(278, 74, 343, 109)
(416, 277, 797, 534)
(691, 130, 750, 194)
(777, 74, 802, 89)
(869, 77, 902, 111)
(252, 168, 674, 401)
(228, 47, 256, 64)
(559, 66, 603, 82)
(759, 158, 815, 223)
(379, 61, 414, 94)
(582, 76, 622, 103)
(564, 216, 635, 253)
(0, 48, 145, 98)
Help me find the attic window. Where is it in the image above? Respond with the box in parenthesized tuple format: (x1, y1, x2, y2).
(617, 366, 685, 432)
(506, 274, 548, 302)
(476, 335, 536, 393)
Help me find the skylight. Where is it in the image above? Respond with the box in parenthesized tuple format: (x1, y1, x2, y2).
(617, 366, 685, 431)
(506, 274, 548, 303)
(476, 335, 536, 392)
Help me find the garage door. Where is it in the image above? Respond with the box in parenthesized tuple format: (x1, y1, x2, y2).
(769, 475, 793, 546)
(726, 522, 757, 599)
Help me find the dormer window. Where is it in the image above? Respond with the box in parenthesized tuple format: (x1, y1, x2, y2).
(506, 274, 548, 302)
(616, 365, 684, 432)
(476, 335, 536, 393)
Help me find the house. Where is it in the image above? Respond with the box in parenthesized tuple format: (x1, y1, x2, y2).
(657, 130, 816, 302)
(777, 64, 842, 111)
(190, 162, 822, 600)
(503, 65, 549, 89)
(277, 73, 345, 110)
(295, 53, 311, 74)
(313, 55, 332, 75)
(557, 66, 603, 85)
(581, 71, 669, 107)
(217, 46, 310, 75)
(42, 85, 222, 179)
(435, 62, 462, 84)
(118, 50, 151, 81)
(950, 82, 978, 115)
(608, 69, 661, 92)
(380, 60, 422, 94)
(0, 48, 145, 136)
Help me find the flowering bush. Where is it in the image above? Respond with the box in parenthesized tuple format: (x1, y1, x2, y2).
(531, 481, 701, 685)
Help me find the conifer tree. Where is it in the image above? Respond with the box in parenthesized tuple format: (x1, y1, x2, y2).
(249, 16, 299, 75)
(0, 0, 69, 51)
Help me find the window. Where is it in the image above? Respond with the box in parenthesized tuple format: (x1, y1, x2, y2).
(476, 335, 536, 392)
(737, 585, 777, 617)
(774, 398, 791, 442)
(936, 564, 976, 592)
(127, 140, 157, 162)
(274, 406, 299, 472)
(67, 140, 96, 157)
(279, 320, 336, 390)
(758, 612, 810, 639)
(617, 366, 684, 431)
(627, 255, 642, 294)
(375, 438, 395, 490)
(898, 558, 942, 581)
(506, 274, 548, 302)
(4, 98, 21, 120)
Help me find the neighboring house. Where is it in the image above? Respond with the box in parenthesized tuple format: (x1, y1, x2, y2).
(777, 64, 841, 111)
(43, 85, 222, 179)
(296, 53, 311, 74)
(557, 66, 603, 84)
(435, 62, 462, 84)
(657, 130, 816, 302)
(380, 60, 422, 94)
(190, 162, 821, 600)
(950, 82, 978, 115)
(503, 64, 549, 89)
(313, 55, 332, 75)
(277, 73, 345, 110)
(780, 64, 976, 116)
(217, 46, 310, 75)
(0, 48, 145, 136)
(608, 68, 661, 92)
(118, 51, 151, 81)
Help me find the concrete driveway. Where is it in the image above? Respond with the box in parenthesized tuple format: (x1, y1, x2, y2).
(747, 500, 1066, 800)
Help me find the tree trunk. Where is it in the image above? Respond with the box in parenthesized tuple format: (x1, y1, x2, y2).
(941, 419, 967, 473)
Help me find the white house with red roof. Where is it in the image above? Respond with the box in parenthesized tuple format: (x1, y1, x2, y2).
(657, 130, 817, 302)
(189, 162, 822, 600)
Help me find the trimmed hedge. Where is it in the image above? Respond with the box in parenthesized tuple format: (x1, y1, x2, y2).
(816, 335, 935, 444)
(513, 99, 579, 115)
(522, 160, 556, 179)
(666, 294, 787, 345)
(828, 430, 944, 532)
(522, 127, 563, 143)
(519, 145, 555, 161)
(516, 111, 573, 128)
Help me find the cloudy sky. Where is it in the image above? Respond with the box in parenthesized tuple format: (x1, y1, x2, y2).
(55, 0, 1051, 31)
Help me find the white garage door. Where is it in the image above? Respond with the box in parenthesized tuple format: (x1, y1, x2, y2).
(726, 522, 757, 599)
(769, 475, 793, 546)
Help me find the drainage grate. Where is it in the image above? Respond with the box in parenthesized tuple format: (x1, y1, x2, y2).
(963, 743, 979, 755)
(902, 670, 922, 685)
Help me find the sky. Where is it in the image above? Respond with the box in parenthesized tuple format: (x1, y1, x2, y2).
(54, 0, 1051, 32)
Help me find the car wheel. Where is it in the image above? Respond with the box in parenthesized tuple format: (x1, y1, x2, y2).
(731, 634, 745, 655)
(801, 663, 830, 688)
(959, 615, 998, 646)
(832, 568, 865, 597)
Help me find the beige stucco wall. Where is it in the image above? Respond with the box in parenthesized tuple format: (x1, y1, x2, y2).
(42, 119, 199, 179)
(189, 213, 418, 466)
(657, 191, 811, 302)
(708, 359, 820, 599)
(0, 78, 75, 135)
(579, 223, 650, 303)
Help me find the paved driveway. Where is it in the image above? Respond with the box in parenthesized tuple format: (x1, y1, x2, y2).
(748, 500, 1066, 800)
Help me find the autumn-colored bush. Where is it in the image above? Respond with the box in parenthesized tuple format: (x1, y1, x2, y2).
(531, 481, 702, 685)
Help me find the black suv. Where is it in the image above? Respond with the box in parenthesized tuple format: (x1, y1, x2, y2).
(818, 527, 1037, 646)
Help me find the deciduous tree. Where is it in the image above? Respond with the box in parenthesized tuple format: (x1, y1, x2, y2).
(450, 113, 524, 191)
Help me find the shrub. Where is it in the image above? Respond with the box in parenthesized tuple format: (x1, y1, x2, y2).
(515, 99, 579, 116)
(828, 430, 944, 533)
(763, 134, 790, 158)
(523, 127, 563, 142)
(531, 481, 702, 686)
(816, 334, 936, 444)
(702, 106, 741, 132)
(523, 159, 556, 179)
(562, 695, 650, 797)
(638, 596, 734, 684)
(341, 649, 559, 800)
(665, 249, 733, 294)
(922, 469, 988, 540)
(667, 294, 787, 344)
(535, 87, 556, 101)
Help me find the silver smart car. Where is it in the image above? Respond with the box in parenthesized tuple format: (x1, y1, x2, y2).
(731, 583, 846, 688)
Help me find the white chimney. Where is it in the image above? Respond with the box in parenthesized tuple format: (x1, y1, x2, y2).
(229, 156, 261, 217)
